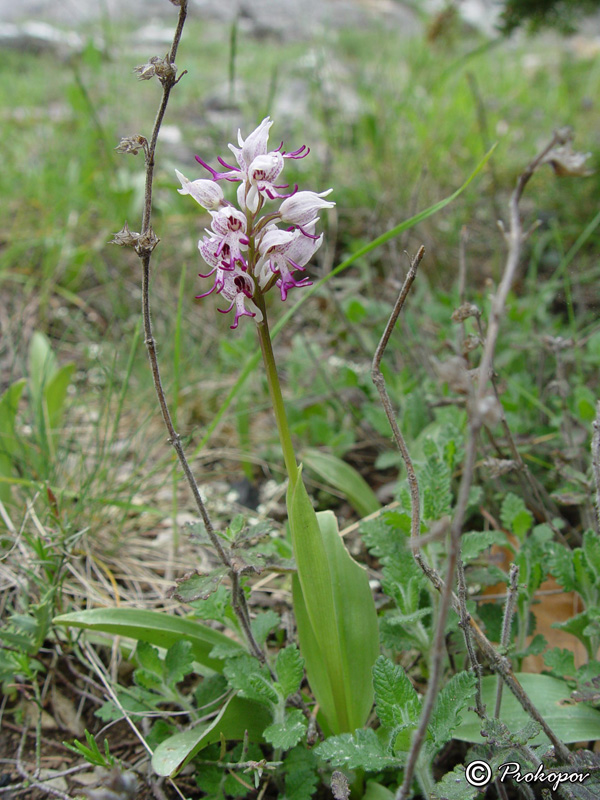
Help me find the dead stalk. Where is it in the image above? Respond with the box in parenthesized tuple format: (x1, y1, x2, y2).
(130, 0, 266, 664)
(383, 132, 574, 799)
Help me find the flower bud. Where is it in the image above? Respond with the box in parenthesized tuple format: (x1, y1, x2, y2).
(279, 190, 335, 226)
(175, 169, 224, 210)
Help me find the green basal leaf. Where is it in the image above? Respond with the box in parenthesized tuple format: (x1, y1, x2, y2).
(133, 667, 163, 692)
(0, 379, 27, 505)
(152, 694, 270, 777)
(456, 673, 600, 745)
(289, 472, 379, 734)
(363, 781, 395, 800)
(44, 362, 75, 431)
(28, 331, 57, 407)
(263, 709, 307, 750)
(276, 644, 304, 698)
(53, 608, 243, 673)
(302, 448, 381, 518)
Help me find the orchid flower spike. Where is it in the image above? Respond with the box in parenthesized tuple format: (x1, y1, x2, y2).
(176, 118, 334, 328)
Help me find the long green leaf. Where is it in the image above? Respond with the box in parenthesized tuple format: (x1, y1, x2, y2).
(0, 379, 26, 505)
(302, 448, 381, 518)
(53, 608, 244, 673)
(45, 362, 75, 431)
(193, 147, 496, 456)
(456, 673, 600, 745)
(289, 472, 379, 733)
(152, 694, 270, 777)
(28, 331, 57, 409)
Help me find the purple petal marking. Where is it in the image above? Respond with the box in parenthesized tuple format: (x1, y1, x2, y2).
(297, 224, 320, 240)
(197, 266, 218, 279)
(195, 155, 242, 183)
(283, 145, 309, 159)
(196, 283, 218, 299)
(217, 156, 237, 170)
(265, 184, 298, 200)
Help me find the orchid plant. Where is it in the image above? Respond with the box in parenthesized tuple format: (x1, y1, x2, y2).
(175, 118, 380, 737)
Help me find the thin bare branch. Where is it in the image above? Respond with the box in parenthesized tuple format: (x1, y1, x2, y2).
(396, 132, 574, 798)
(494, 563, 519, 718)
(129, 0, 267, 664)
(592, 401, 600, 534)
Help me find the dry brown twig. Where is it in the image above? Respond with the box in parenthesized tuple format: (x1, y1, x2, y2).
(373, 131, 576, 800)
(592, 401, 600, 534)
(111, 0, 267, 665)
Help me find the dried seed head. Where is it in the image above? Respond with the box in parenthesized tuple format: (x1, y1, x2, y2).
(109, 221, 140, 247)
(543, 140, 593, 177)
(135, 227, 160, 256)
(477, 393, 503, 427)
(115, 134, 148, 156)
(451, 301, 481, 322)
(462, 333, 482, 354)
(483, 457, 517, 478)
(134, 55, 177, 85)
(435, 356, 472, 394)
(541, 335, 574, 352)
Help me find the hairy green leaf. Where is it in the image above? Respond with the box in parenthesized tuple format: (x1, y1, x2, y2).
(428, 671, 477, 749)
(171, 568, 228, 602)
(250, 610, 280, 646)
(263, 709, 307, 749)
(373, 656, 421, 730)
(431, 765, 478, 800)
(461, 530, 508, 563)
(543, 648, 576, 678)
(135, 641, 162, 676)
(165, 640, 194, 687)
(276, 645, 304, 698)
(223, 654, 277, 707)
(500, 493, 532, 538)
(316, 728, 398, 771)
(283, 748, 319, 800)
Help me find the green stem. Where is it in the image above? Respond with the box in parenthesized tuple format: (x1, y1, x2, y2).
(253, 292, 298, 490)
